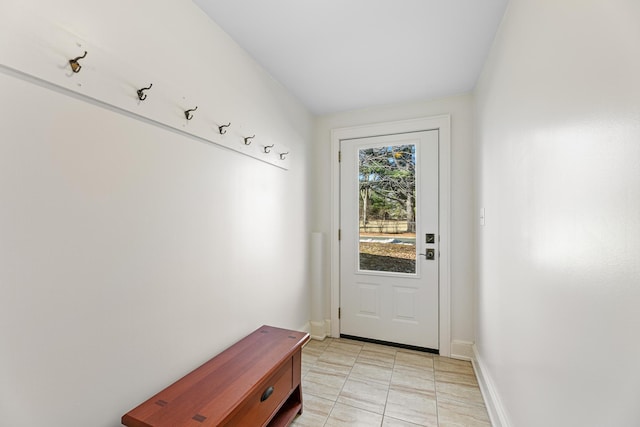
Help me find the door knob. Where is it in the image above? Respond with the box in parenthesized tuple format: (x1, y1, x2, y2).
(419, 249, 436, 260)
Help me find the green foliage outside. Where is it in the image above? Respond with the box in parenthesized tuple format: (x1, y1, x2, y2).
(359, 144, 416, 233)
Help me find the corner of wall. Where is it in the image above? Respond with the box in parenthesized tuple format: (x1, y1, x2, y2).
(450, 340, 474, 361)
(309, 321, 326, 341)
(471, 344, 511, 427)
(307, 318, 334, 341)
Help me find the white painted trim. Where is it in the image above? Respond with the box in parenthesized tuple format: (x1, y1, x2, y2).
(309, 321, 327, 341)
(450, 340, 474, 361)
(472, 344, 511, 427)
(330, 131, 341, 339)
(310, 319, 332, 341)
(329, 115, 451, 356)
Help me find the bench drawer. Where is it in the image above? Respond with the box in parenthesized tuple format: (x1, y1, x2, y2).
(222, 358, 293, 427)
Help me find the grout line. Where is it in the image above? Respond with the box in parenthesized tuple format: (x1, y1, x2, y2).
(380, 347, 395, 426)
(325, 337, 362, 427)
(300, 338, 488, 427)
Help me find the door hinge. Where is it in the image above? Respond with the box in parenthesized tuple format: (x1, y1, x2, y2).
(338, 229, 341, 241)
(338, 151, 342, 162)
(338, 307, 341, 319)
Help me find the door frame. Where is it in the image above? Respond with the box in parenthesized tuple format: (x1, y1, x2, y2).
(330, 115, 451, 357)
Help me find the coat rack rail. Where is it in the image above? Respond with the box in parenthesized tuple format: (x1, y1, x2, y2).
(0, 9, 291, 170)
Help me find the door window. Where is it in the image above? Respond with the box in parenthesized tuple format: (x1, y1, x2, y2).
(358, 144, 417, 274)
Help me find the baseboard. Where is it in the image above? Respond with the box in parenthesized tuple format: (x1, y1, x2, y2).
(450, 340, 474, 360)
(309, 320, 326, 341)
(325, 318, 332, 337)
(471, 344, 511, 427)
(309, 319, 332, 341)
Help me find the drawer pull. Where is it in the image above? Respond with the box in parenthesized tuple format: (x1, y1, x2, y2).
(260, 386, 274, 402)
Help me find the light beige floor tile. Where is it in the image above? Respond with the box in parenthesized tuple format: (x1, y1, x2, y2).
(349, 361, 393, 384)
(315, 359, 354, 375)
(434, 356, 474, 375)
(302, 351, 320, 365)
(325, 402, 383, 427)
(393, 362, 434, 378)
(324, 343, 361, 356)
(436, 381, 486, 407)
(382, 416, 427, 426)
(435, 370, 478, 387)
(291, 394, 335, 427)
(335, 337, 365, 345)
(302, 361, 315, 373)
(303, 341, 328, 356)
(302, 348, 324, 360)
(300, 339, 490, 427)
(363, 342, 399, 356)
(305, 338, 331, 351)
(437, 398, 491, 427)
(301, 362, 313, 377)
(395, 350, 435, 369)
(329, 339, 364, 354)
(337, 377, 389, 414)
(391, 365, 435, 392)
(396, 348, 436, 358)
(385, 385, 438, 426)
(318, 349, 358, 369)
(303, 367, 348, 401)
(357, 348, 396, 368)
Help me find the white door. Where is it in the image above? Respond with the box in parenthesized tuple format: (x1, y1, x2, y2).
(340, 130, 439, 350)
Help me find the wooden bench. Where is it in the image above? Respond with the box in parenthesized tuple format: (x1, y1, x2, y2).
(122, 325, 310, 427)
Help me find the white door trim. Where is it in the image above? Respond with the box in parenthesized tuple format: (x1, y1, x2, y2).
(330, 115, 451, 357)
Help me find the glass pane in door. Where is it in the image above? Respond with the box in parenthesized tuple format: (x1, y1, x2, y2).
(358, 144, 416, 274)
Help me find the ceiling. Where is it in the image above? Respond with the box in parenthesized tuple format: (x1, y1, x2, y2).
(193, 0, 508, 115)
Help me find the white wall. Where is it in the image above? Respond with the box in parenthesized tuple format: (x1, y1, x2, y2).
(313, 94, 476, 347)
(0, 1, 313, 426)
(474, 0, 640, 425)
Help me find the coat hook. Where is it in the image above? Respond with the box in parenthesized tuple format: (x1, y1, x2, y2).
(279, 152, 289, 160)
(244, 135, 255, 145)
(137, 83, 153, 101)
(184, 106, 198, 120)
(264, 144, 275, 153)
(218, 122, 231, 134)
(69, 51, 87, 73)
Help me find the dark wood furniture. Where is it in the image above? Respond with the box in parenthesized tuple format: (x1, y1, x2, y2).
(122, 325, 310, 427)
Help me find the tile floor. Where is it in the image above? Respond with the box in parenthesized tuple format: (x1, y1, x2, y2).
(291, 337, 491, 427)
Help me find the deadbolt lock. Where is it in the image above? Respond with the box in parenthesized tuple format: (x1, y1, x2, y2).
(425, 233, 435, 244)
